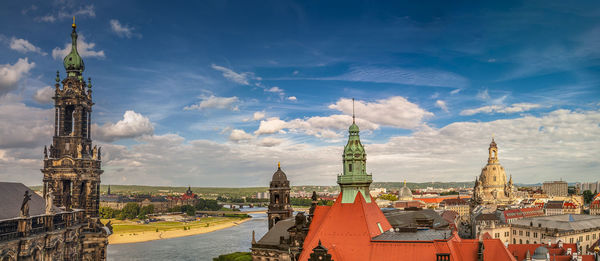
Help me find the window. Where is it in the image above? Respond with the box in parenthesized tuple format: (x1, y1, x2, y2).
(513, 239, 516, 244)
(436, 254, 450, 261)
(348, 164, 353, 172)
(505, 232, 509, 237)
(519, 231, 523, 236)
(513, 230, 517, 235)
(519, 239, 522, 244)
(586, 235, 589, 241)
(495, 233, 500, 238)
(533, 232, 538, 238)
(526, 232, 530, 237)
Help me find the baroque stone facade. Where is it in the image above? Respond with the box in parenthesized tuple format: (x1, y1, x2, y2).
(472, 138, 516, 207)
(0, 21, 109, 261)
(267, 163, 293, 229)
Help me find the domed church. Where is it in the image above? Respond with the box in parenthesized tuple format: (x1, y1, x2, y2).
(472, 138, 516, 206)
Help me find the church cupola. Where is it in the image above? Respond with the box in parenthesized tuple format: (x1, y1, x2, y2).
(488, 138, 499, 164)
(63, 17, 85, 78)
(267, 162, 293, 229)
(337, 98, 373, 203)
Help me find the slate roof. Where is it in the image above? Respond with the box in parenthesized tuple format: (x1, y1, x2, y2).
(0, 182, 61, 220)
(383, 208, 449, 229)
(372, 229, 452, 241)
(256, 218, 295, 246)
(512, 214, 600, 232)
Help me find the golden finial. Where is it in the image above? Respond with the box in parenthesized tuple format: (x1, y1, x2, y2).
(278, 162, 281, 169)
(404, 180, 407, 186)
(72, 16, 76, 28)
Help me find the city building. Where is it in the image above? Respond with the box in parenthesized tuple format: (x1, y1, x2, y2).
(479, 214, 600, 252)
(591, 200, 600, 216)
(542, 181, 569, 197)
(267, 163, 294, 229)
(251, 164, 308, 260)
(472, 139, 516, 207)
(0, 21, 109, 260)
(295, 113, 517, 261)
(499, 207, 544, 224)
(544, 200, 581, 216)
(508, 242, 600, 261)
(440, 197, 470, 220)
(577, 181, 600, 194)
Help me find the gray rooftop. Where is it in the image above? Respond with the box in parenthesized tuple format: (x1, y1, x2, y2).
(383, 208, 449, 229)
(372, 229, 453, 241)
(256, 218, 295, 246)
(0, 182, 60, 220)
(512, 214, 600, 232)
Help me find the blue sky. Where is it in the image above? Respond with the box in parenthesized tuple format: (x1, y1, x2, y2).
(0, 0, 599, 186)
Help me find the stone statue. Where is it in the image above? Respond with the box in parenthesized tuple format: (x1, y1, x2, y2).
(92, 145, 98, 160)
(44, 145, 48, 159)
(98, 147, 101, 160)
(50, 144, 55, 158)
(86, 145, 90, 156)
(77, 143, 82, 158)
(21, 191, 31, 217)
(46, 188, 55, 214)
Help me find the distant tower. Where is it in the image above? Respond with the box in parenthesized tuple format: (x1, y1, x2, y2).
(337, 99, 373, 203)
(41, 20, 103, 218)
(267, 162, 293, 229)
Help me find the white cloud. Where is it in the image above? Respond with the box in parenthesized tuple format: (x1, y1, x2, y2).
(266, 86, 283, 93)
(450, 89, 461, 95)
(436, 100, 448, 112)
(93, 110, 154, 142)
(211, 64, 254, 85)
(287, 96, 297, 101)
(183, 95, 239, 111)
(327, 66, 469, 88)
(460, 103, 543, 116)
(0, 94, 53, 149)
(0, 58, 35, 96)
(110, 19, 139, 38)
(9, 38, 47, 55)
(258, 137, 284, 147)
(229, 129, 254, 142)
(33, 86, 54, 104)
(328, 97, 433, 129)
(254, 115, 378, 139)
(51, 34, 105, 60)
(252, 111, 265, 121)
(36, 5, 96, 23)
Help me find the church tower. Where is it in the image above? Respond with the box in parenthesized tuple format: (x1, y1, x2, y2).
(472, 138, 514, 206)
(267, 163, 293, 229)
(337, 99, 372, 203)
(41, 20, 103, 218)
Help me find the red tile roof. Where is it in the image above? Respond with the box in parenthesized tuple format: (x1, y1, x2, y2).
(508, 243, 597, 261)
(298, 191, 516, 261)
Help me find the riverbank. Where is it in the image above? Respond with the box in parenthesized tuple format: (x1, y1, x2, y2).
(107, 217, 251, 244)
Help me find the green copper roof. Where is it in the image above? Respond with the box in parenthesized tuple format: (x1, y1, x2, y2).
(63, 23, 85, 77)
(337, 119, 372, 203)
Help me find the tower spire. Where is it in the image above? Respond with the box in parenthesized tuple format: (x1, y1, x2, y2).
(352, 98, 355, 124)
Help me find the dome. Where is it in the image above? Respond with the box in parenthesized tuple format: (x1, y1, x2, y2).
(349, 123, 359, 133)
(479, 164, 507, 187)
(531, 246, 549, 259)
(272, 164, 288, 182)
(63, 24, 85, 76)
(399, 182, 413, 200)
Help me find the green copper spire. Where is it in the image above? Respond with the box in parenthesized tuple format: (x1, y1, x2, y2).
(337, 98, 372, 203)
(63, 17, 85, 78)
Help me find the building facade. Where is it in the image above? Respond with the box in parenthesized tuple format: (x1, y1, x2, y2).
(542, 181, 568, 197)
(0, 21, 109, 261)
(472, 139, 516, 207)
(267, 163, 293, 230)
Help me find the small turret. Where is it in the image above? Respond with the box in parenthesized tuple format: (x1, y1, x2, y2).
(63, 17, 85, 78)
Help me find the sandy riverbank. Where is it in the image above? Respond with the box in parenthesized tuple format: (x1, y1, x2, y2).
(109, 218, 251, 244)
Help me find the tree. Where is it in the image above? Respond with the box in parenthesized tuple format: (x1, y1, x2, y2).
(180, 205, 196, 216)
(583, 190, 594, 204)
(138, 205, 155, 219)
(378, 194, 399, 201)
(122, 203, 140, 219)
(99, 206, 116, 219)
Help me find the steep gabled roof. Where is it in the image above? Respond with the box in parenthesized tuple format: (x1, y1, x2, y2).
(299, 191, 392, 261)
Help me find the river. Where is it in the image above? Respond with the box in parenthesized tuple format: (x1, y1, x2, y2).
(107, 208, 268, 261)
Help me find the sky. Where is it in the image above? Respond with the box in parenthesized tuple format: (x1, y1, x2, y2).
(0, 0, 599, 187)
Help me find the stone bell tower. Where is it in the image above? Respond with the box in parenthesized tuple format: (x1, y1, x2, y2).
(41, 19, 103, 218)
(267, 163, 293, 229)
